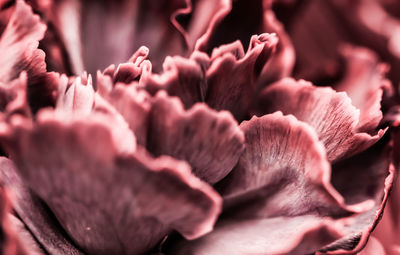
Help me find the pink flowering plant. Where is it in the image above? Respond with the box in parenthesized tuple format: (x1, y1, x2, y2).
(0, 0, 399, 254)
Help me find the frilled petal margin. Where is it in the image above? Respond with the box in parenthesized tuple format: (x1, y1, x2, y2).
(335, 45, 391, 132)
(0, 111, 222, 255)
(142, 33, 278, 121)
(147, 91, 244, 184)
(217, 112, 356, 214)
(99, 79, 245, 184)
(255, 78, 386, 162)
(167, 112, 350, 255)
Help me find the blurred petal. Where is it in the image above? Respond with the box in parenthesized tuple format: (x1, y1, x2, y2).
(359, 237, 386, 255)
(7, 214, 45, 255)
(0, 157, 84, 254)
(0, 185, 31, 255)
(335, 45, 391, 132)
(0, 73, 30, 117)
(1, 111, 222, 254)
(143, 33, 278, 120)
(256, 78, 386, 161)
(0, 0, 46, 83)
(98, 77, 151, 146)
(147, 91, 244, 184)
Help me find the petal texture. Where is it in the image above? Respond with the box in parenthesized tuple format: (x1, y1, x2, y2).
(256, 78, 385, 161)
(1, 111, 222, 255)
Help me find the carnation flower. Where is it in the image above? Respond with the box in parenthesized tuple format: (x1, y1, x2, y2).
(0, 0, 398, 254)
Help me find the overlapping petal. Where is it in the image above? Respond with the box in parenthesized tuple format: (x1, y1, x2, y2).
(256, 78, 386, 161)
(0, 110, 222, 254)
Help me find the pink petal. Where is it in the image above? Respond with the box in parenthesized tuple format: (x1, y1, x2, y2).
(0, 0, 46, 83)
(98, 77, 151, 146)
(142, 51, 210, 109)
(205, 33, 278, 120)
(335, 45, 390, 132)
(0, 73, 30, 117)
(358, 237, 386, 255)
(142, 34, 277, 120)
(0, 157, 84, 254)
(83, 0, 188, 74)
(166, 216, 345, 255)
(218, 112, 350, 214)
(1, 111, 222, 254)
(147, 91, 244, 184)
(256, 78, 386, 161)
(0, 185, 31, 255)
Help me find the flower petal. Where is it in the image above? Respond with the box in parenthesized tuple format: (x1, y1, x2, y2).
(218, 111, 349, 214)
(142, 51, 210, 109)
(1, 111, 222, 254)
(142, 33, 277, 120)
(166, 216, 345, 255)
(98, 77, 150, 147)
(256, 78, 386, 161)
(147, 91, 244, 184)
(0, 0, 46, 83)
(0, 185, 36, 255)
(0, 157, 84, 254)
(335, 45, 390, 132)
(205, 33, 278, 120)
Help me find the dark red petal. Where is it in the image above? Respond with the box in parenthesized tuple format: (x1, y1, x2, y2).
(0, 157, 84, 254)
(147, 91, 244, 184)
(1, 111, 222, 254)
(256, 78, 386, 161)
(0, 0, 46, 83)
(166, 216, 345, 255)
